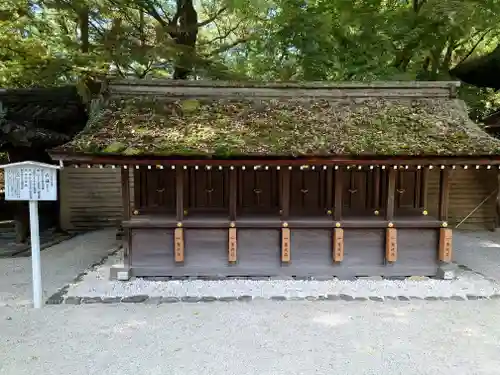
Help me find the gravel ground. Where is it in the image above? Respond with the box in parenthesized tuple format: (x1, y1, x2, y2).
(0, 229, 118, 306)
(454, 231, 500, 281)
(1, 301, 500, 375)
(66, 250, 500, 299)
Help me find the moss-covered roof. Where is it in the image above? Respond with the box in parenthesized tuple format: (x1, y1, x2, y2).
(55, 87, 500, 157)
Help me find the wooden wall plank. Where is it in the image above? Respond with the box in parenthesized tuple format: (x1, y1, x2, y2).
(281, 228, 291, 262)
(439, 228, 452, 262)
(228, 228, 237, 262)
(174, 227, 184, 262)
(386, 228, 397, 262)
(333, 228, 344, 262)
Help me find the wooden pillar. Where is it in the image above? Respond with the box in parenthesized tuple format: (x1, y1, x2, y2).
(334, 168, 343, 221)
(176, 168, 184, 221)
(121, 167, 131, 268)
(326, 167, 333, 211)
(420, 168, 429, 210)
(438, 168, 450, 221)
(333, 228, 344, 262)
(174, 167, 184, 263)
(386, 168, 396, 221)
(229, 168, 237, 221)
(414, 169, 422, 208)
(373, 168, 381, 210)
(281, 168, 291, 219)
(121, 167, 131, 220)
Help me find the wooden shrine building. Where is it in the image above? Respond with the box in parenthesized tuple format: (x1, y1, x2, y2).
(49, 80, 500, 279)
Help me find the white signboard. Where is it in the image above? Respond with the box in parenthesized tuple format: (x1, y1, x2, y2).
(0, 161, 62, 309)
(0, 161, 59, 201)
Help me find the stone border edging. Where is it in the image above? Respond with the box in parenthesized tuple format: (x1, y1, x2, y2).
(45, 244, 123, 305)
(45, 254, 500, 306)
(46, 293, 500, 305)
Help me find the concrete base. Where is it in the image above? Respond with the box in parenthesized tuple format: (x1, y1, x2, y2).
(110, 265, 130, 281)
(437, 264, 457, 280)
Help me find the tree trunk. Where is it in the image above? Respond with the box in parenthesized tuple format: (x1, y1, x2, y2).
(172, 0, 199, 79)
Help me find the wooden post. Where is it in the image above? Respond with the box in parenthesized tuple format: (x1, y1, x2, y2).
(121, 168, 131, 268)
(386, 228, 397, 262)
(281, 168, 291, 219)
(326, 167, 333, 211)
(333, 228, 344, 262)
(334, 168, 343, 221)
(176, 168, 184, 221)
(121, 167, 131, 220)
(228, 227, 237, 263)
(414, 169, 422, 208)
(175, 168, 184, 263)
(439, 228, 452, 262)
(373, 168, 381, 210)
(281, 227, 291, 263)
(174, 227, 184, 262)
(439, 168, 450, 221)
(386, 168, 396, 221)
(229, 168, 237, 221)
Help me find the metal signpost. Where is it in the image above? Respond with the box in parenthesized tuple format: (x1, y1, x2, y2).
(0, 161, 61, 309)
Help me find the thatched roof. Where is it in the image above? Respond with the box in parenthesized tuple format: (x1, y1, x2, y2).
(53, 80, 500, 158)
(0, 86, 88, 150)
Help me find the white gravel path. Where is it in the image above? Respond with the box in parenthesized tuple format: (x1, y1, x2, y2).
(1, 301, 500, 375)
(66, 250, 500, 299)
(0, 229, 118, 306)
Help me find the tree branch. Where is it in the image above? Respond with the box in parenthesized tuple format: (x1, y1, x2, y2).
(197, 7, 227, 28)
(456, 28, 493, 67)
(209, 36, 252, 56)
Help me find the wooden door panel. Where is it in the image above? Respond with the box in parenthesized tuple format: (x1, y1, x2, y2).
(290, 170, 325, 215)
(134, 169, 176, 212)
(343, 171, 368, 212)
(396, 171, 417, 209)
(189, 169, 227, 210)
(238, 170, 279, 214)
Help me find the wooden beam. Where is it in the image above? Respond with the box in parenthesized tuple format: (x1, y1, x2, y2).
(281, 168, 291, 219)
(174, 227, 184, 262)
(50, 151, 500, 166)
(229, 168, 237, 221)
(228, 227, 237, 263)
(121, 167, 131, 220)
(333, 228, 344, 262)
(281, 228, 291, 263)
(439, 228, 452, 262)
(439, 168, 450, 221)
(386, 168, 396, 221)
(334, 169, 343, 221)
(386, 228, 397, 262)
(420, 168, 429, 210)
(176, 168, 184, 221)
